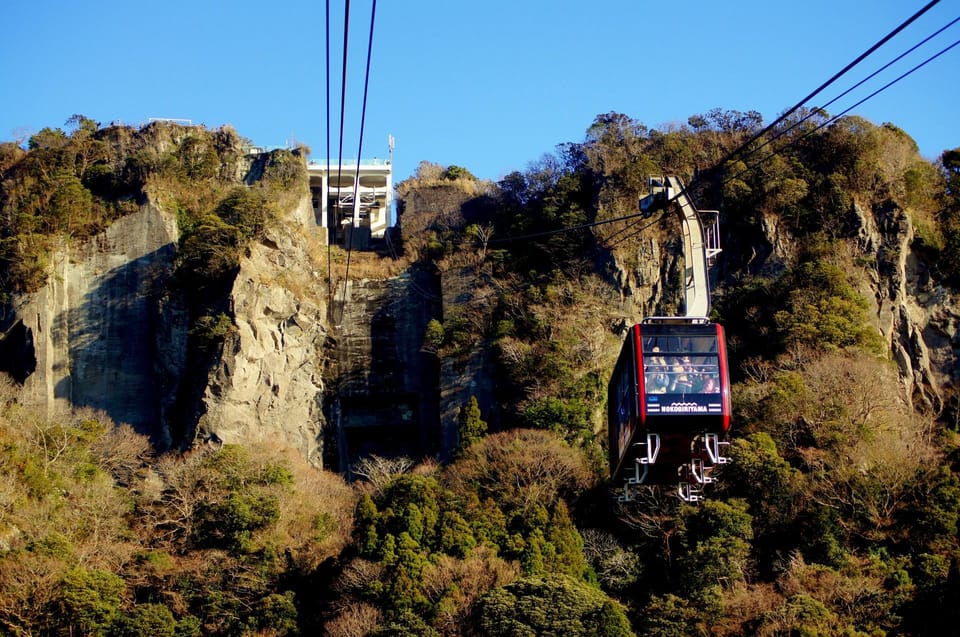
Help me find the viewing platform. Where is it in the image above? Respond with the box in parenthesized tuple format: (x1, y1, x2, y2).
(307, 159, 392, 248)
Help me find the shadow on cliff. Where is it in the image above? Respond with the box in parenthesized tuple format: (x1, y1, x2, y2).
(50, 244, 184, 445)
(330, 265, 443, 474)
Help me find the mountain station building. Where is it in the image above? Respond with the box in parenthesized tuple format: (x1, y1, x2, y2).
(307, 159, 392, 249)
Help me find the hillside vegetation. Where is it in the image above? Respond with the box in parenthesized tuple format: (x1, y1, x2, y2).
(1, 111, 959, 635)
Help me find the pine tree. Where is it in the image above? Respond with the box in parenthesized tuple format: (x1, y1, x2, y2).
(456, 396, 487, 456)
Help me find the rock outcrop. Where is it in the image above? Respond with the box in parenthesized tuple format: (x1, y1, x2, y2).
(1, 203, 183, 444)
(196, 195, 330, 465)
(851, 199, 960, 414)
(0, 186, 335, 463)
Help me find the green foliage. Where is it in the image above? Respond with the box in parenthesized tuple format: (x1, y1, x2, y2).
(443, 164, 476, 181)
(28, 126, 68, 150)
(48, 171, 94, 234)
(0, 120, 169, 293)
(477, 575, 632, 637)
(545, 500, 590, 579)
(763, 594, 840, 637)
(348, 439, 597, 632)
(260, 148, 307, 192)
(720, 256, 883, 365)
(5, 113, 960, 636)
(200, 443, 292, 488)
(676, 500, 754, 595)
(456, 395, 488, 454)
(112, 603, 178, 637)
(192, 492, 281, 553)
(637, 594, 704, 637)
(175, 213, 243, 294)
(904, 466, 960, 552)
(725, 433, 803, 523)
(774, 260, 882, 352)
(188, 312, 236, 352)
(423, 318, 445, 352)
(941, 226, 960, 284)
(177, 136, 220, 180)
(939, 148, 960, 284)
(493, 162, 593, 276)
(371, 610, 441, 637)
(0, 401, 355, 637)
(519, 396, 592, 442)
(438, 509, 476, 557)
(250, 592, 299, 636)
(57, 567, 125, 637)
(214, 186, 270, 239)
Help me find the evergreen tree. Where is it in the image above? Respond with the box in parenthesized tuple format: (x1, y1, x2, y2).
(456, 395, 487, 455)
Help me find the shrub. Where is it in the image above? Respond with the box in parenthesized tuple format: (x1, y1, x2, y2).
(476, 575, 633, 637)
(192, 492, 281, 553)
(56, 567, 125, 637)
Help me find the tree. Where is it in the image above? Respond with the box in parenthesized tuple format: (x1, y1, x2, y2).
(48, 172, 93, 235)
(422, 319, 445, 354)
(582, 528, 640, 594)
(56, 567, 125, 637)
(446, 429, 592, 515)
(66, 114, 99, 136)
(476, 575, 633, 637)
(465, 223, 494, 263)
(723, 432, 803, 530)
(352, 454, 416, 494)
(191, 491, 281, 553)
(939, 148, 960, 284)
(773, 260, 883, 353)
(456, 396, 487, 455)
(637, 594, 703, 637)
(112, 603, 177, 637)
(215, 186, 269, 239)
(545, 500, 589, 580)
(676, 499, 754, 595)
(444, 165, 476, 181)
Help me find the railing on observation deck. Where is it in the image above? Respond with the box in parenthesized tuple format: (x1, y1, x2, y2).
(306, 158, 391, 167)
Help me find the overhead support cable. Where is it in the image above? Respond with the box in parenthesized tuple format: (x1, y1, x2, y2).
(440, 2, 951, 252)
(326, 0, 333, 309)
(334, 0, 351, 219)
(723, 36, 960, 190)
(330, 0, 351, 328)
(614, 3, 953, 249)
(720, 0, 942, 166)
(737, 13, 960, 167)
(488, 209, 653, 245)
(338, 0, 378, 325)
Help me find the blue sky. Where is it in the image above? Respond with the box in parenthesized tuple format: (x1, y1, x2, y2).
(2, 0, 958, 184)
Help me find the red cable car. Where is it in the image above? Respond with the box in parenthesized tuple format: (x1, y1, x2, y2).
(608, 318, 731, 501)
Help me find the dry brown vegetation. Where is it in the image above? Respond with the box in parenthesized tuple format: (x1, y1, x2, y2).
(0, 398, 355, 636)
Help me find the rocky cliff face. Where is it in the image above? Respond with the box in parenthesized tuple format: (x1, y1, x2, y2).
(1, 203, 183, 444)
(0, 187, 335, 462)
(196, 195, 330, 465)
(3, 138, 957, 471)
(848, 199, 960, 414)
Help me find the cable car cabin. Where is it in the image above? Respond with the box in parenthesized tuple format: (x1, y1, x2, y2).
(608, 318, 731, 501)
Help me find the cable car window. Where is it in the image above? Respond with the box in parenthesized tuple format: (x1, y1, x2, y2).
(643, 347, 720, 394)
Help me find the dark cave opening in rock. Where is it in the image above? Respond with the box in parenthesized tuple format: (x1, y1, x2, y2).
(0, 320, 37, 384)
